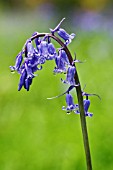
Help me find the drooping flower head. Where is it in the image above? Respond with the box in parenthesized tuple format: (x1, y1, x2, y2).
(10, 18, 76, 91)
(10, 18, 94, 118)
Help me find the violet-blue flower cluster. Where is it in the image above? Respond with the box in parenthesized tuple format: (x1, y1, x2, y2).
(10, 18, 92, 117)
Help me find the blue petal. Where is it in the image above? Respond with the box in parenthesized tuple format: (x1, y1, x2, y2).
(18, 69, 27, 91)
(10, 52, 23, 72)
(84, 99, 90, 113)
(38, 56, 46, 64)
(66, 93, 75, 106)
(60, 50, 69, 64)
(48, 43, 56, 55)
(58, 28, 70, 41)
(24, 77, 33, 91)
(38, 41, 48, 58)
(32, 32, 41, 50)
(15, 52, 23, 70)
(54, 59, 65, 72)
(57, 28, 75, 45)
(61, 65, 76, 85)
(25, 63, 34, 78)
(54, 50, 68, 73)
(26, 40, 35, 58)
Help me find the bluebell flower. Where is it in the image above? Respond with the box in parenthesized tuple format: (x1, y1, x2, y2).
(54, 50, 68, 73)
(84, 99, 93, 117)
(61, 65, 76, 85)
(38, 41, 48, 58)
(26, 40, 35, 58)
(76, 99, 93, 117)
(58, 28, 75, 45)
(50, 18, 75, 45)
(47, 42, 56, 60)
(10, 52, 23, 72)
(48, 43, 56, 55)
(18, 59, 36, 91)
(38, 40, 56, 61)
(60, 49, 69, 64)
(62, 93, 78, 114)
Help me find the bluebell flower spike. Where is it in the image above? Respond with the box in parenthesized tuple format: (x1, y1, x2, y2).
(10, 18, 94, 118)
(10, 19, 93, 170)
(26, 40, 35, 58)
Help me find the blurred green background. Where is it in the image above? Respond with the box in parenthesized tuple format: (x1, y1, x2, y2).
(0, 0, 113, 170)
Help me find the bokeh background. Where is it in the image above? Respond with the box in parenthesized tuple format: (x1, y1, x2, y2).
(0, 0, 113, 170)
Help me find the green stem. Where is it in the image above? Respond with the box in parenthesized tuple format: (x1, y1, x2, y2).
(75, 72, 92, 170)
(31, 33, 92, 170)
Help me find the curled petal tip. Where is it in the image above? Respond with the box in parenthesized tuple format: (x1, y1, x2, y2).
(61, 17, 65, 22)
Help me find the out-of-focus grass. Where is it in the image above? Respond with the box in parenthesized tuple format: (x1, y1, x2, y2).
(0, 12, 113, 170)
